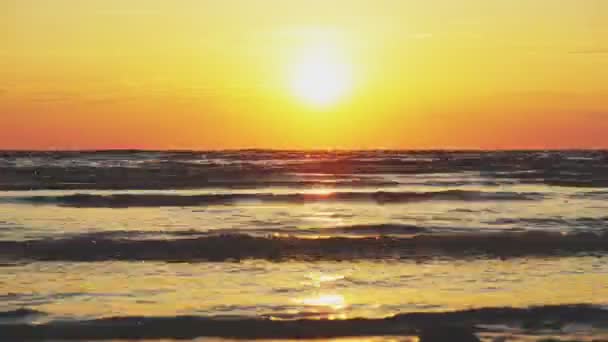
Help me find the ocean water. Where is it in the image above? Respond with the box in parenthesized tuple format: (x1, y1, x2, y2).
(1, 150, 607, 341)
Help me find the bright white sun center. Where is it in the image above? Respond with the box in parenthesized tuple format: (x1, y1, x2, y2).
(290, 43, 352, 107)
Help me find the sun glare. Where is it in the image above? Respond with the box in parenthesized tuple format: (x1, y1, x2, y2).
(289, 42, 353, 108)
(298, 294, 346, 309)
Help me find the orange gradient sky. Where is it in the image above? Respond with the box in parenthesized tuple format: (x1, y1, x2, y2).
(2, 0, 607, 150)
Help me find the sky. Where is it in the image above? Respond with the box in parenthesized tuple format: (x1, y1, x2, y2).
(1, 0, 607, 150)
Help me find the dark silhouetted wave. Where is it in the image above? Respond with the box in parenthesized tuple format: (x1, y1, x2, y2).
(12, 190, 544, 207)
(0, 309, 44, 320)
(1, 231, 607, 262)
(488, 216, 608, 229)
(2, 150, 608, 190)
(0, 304, 606, 340)
(320, 223, 429, 235)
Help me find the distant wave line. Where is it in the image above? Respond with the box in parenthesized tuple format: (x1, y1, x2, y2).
(1, 231, 606, 262)
(8, 190, 545, 207)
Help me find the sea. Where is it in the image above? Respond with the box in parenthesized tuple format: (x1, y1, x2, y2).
(0, 150, 607, 341)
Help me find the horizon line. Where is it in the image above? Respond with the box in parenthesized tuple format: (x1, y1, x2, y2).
(1, 148, 607, 153)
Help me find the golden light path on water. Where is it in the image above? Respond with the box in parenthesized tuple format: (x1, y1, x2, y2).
(3, 257, 606, 322)
(1, 182, 608, 327)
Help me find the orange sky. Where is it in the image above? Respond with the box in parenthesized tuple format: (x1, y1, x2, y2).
(1, 0, 607, 150)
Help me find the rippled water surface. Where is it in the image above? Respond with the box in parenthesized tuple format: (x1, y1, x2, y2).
(1, 151, 607, 341)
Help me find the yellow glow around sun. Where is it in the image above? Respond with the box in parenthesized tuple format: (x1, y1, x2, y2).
(289, 42, 353, 108)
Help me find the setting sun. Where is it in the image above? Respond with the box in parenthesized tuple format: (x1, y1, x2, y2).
(289, 42, 353, 108)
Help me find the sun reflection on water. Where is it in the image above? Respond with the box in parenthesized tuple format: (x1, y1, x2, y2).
(293, 271, 350, 319)
(297, 294, 346, 310)
(307, 272, 346, 287)
(305, 188, 336, 197)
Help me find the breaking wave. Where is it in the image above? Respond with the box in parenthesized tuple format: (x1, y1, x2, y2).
(12, 190, 544, 207)
(2, 150, 608, 190)
(1, 231, 607, 262)
(1, 304, 606, 340)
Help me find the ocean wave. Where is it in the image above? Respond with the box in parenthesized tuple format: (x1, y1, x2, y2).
(2, 150, 608, 190)
(1, 231, 606, 262)
(0, 308, 44, 320)
(488, 217, 608, 229)
(320, 223, 428, 236)
(12, 190, 544, 207)
(34, 224, 430, 240)
(571, 190, 608, 199)
(0, 177, 386, 191)
(0, 304, 606, 340)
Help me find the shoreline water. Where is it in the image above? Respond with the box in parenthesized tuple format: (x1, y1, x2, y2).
(1, 151, 607, 341)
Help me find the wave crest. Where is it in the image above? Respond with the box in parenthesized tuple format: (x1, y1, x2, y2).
(1, 304, 606, 340)
(1, 231, 606, 262)
(14, 190, 544, 208)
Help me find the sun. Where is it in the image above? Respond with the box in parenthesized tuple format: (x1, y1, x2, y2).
(289, 42, 353, 108)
